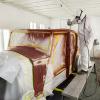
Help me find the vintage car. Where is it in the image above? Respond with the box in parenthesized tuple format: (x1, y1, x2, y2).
(0, 29, 78, 100)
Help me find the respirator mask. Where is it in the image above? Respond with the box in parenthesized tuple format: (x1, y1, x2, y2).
(67, 9, 84, 26)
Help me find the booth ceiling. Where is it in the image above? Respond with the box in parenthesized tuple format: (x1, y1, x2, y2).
(0, 0, 100, 18)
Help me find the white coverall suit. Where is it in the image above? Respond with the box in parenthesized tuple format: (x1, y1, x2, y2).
(77, 16, 94, 72)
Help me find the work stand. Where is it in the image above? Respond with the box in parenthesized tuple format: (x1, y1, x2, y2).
(62, 62, 95, 100)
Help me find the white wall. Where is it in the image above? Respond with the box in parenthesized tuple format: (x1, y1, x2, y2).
(0, 30, 4, 52)
(51, 18, 68, 29)
(90, 17, 100, 58)
(0, 29, 10, 51)
(0, 3, 51, 29)
(3, 29, 10, 50)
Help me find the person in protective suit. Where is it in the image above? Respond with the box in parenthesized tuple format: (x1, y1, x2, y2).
(68, 9, 94, 73)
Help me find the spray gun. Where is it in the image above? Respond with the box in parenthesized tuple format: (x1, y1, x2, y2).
(67, 9, 83, 27)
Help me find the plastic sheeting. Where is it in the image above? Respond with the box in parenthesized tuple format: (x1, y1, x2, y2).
(0, 51, 54, 100)
(0, 51, 33, 100)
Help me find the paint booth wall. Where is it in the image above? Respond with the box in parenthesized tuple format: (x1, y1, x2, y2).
(0, 3, 51, 29)
(51, 18, 68, 29)
(50, 17, 100, 58)
(90, 17, 100, 58)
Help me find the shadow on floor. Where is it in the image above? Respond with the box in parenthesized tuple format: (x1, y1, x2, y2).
(0, 78, 6, 100)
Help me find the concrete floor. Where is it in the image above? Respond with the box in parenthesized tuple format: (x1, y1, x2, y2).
(47, 59, 100, 100)
(0, 59, 100, 100)
(79, 59, 100, 100)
